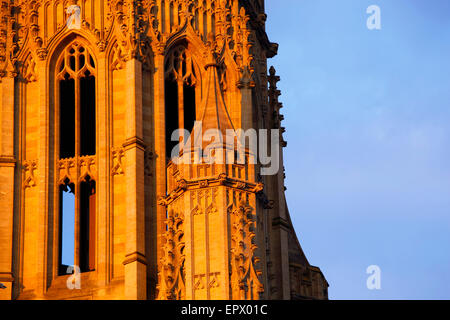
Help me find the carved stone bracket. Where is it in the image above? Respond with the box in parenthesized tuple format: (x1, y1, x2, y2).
(194, 274, 206, 291)
(79, 156, 97, 182)
(23, 160, 38, 189)
(209, 272, 220, 289)
(58, 158, 76, 185)
(111, 147, 125, 176)
(22, 55, 38, 83)
(57, 156, 97, 185)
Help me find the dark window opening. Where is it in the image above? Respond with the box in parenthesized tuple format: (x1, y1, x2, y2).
(58, 180, 75, 276)
(57, 44, 97, 276)
(165, 79, 179, 156)
(89, 56, 95, 68)
(164, 47, 199, 160)
(80, 177, 96, 273)
(183, 84, 196, 133)
(70, 55, 76, 71)
(59, 76, 75, 159)
(80, 73, 96, 156)
(79, 54, 85, 69)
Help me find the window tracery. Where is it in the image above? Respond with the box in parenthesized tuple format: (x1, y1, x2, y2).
(56, 41, 97, 275)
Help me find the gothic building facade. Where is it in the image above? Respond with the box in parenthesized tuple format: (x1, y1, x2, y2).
(0, 0, 328, 300)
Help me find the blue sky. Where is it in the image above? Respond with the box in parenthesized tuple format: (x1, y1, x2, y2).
(265, 0, 450, 299)
(62, 192, 75, 267)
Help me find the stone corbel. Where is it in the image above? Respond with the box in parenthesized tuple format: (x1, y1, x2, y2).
(122, 251, 147, 266)
(79, 156, 96, 182)
(111, 147, 125, 176)
(23, 160, 38, 189)
(58, 158, 76, 185)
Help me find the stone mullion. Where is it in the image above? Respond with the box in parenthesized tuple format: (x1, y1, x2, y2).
(53, 68, 61, 280)
(74, 170, 81, 269)
(73, 74, 80, 270)
(177, 78, 184, 142)
(75, 74, 81, 157)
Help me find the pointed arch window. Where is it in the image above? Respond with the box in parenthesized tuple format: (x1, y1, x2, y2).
(56, 42, 97, 275)
(164, 45, 198, 157)
(57, 43, 96, 158)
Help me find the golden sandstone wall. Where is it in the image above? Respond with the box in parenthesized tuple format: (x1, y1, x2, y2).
(0, 0, 328, 300)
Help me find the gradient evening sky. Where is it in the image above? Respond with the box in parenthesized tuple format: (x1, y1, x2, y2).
(265, 0, 450, 299)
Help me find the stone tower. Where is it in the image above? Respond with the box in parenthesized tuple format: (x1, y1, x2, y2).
(0, 0, 328, 300)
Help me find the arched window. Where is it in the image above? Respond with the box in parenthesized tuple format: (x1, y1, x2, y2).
(57, 43, 96, 158)
(164, 45, 198, 157)
(56, 42, 96, 275)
